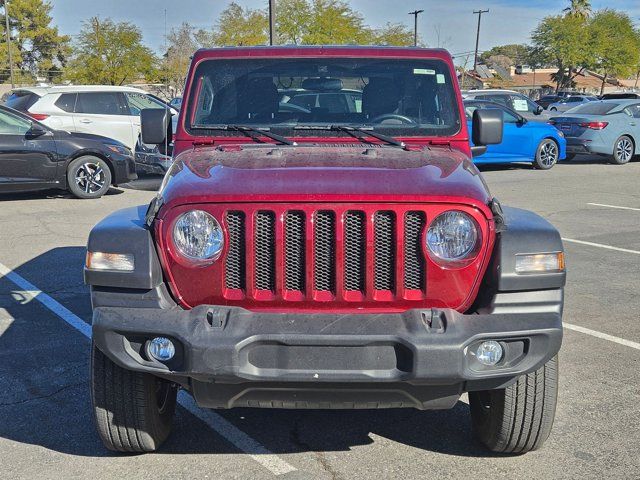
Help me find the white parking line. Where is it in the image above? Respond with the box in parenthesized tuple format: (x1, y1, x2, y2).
(587, 202, 640, 212)
(562, 238, 640, 255)
(564, 323, 640, 351)
(0, 261, 296, 477)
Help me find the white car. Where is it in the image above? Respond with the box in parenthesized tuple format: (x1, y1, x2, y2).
(3, 85, 177, 151)
(547, 95, 599, 113)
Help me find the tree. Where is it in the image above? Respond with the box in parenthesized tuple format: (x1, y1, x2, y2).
(531, 14, 594, 91)
(203, 2, 268, 47)
(564, 0, 592, 19)
(64, 17, 157, 85)
(0, 0, 70, 83)
(590, 10, 639, 94)
(161, 23, 202, 94)
(372, 22, 414, 46)
(480, 44, 531, 66)
(296, 0, 372, 45)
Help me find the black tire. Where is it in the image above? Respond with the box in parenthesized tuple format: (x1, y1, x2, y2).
(67, 156, 112, 199)
(469, 356, 558, 454)
(611, 135, 634, 165)
(91, 342, 177, 452)
(532, 139, 559, 170)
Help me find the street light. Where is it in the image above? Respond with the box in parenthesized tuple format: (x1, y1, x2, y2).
(408, 10, 424, 47)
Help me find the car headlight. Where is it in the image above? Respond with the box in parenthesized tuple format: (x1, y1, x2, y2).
(426, 211, 479, 262)
(105, 144, 132, 156)
(173, 210, 224, 262)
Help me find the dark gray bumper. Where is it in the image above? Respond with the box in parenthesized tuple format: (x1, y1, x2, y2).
(92, 305, 562, 408)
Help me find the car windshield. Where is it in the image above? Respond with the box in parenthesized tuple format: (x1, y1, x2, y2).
(187, 57, 460, 137)
(570, 102, 620, 115)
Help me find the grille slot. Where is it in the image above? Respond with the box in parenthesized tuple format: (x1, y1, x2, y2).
(284, 211, 305, 291)
(254, 211, 275, 291)
(224, 211, 245, 290)
(344, 211, 366, 292)
(314, 211, 336, 292)
(404, 211, 426, 290)
(374, 211, 396, 291)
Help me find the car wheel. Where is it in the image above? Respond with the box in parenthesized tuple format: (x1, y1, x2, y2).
(469, 356, 558, 453)
(533, 139, 559, 170)
(611, 135, 634, 165)
(91, 342, 178, 452)
(67, 156, 112, 199)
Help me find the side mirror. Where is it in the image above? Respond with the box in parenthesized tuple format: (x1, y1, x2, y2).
(26, 124, 49, 138)
(535, 105, 544, 115)
(141, 108, 171, 145)
(471, 109, 503, 157)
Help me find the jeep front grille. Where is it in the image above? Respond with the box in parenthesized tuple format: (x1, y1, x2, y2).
(223, 205, 428, 302)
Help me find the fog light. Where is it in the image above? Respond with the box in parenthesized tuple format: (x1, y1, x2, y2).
(86, 251, 134, 271)
(515, 252, 564, 274)
(147, 337, 175, 362)
(476, 340, 503, 366)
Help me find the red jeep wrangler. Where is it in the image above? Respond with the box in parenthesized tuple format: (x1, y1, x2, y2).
(85, 46, 565, 454)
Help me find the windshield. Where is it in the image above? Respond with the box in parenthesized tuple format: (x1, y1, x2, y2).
(187, 58, 460, 137)
(570, 102, 619, 115)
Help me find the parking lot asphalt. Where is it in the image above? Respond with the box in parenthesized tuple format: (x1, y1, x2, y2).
(1, 158, 639, 479)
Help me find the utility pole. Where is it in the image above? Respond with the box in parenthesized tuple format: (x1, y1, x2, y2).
(3, 0, 14, 88)
(408, 10, 424, 47)
(472, 9, 489, 72)
(268, 0, 275, 46)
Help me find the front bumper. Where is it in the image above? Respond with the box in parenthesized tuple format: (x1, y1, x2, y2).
(93, 305, 562, 409)
(110, 154, 137, 185)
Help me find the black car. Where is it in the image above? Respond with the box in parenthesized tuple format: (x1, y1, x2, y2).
(0, 105, 136, 199)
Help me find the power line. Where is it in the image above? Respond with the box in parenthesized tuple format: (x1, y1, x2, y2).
(408, 10, 424, 47)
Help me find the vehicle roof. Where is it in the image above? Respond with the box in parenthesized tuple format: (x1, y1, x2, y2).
(10, 85, 149, 96)
(191, 45, 454, 63)
(463, 89, 520, 95)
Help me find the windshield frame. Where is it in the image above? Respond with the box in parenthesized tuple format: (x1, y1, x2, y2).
(183, 55, 462, 140)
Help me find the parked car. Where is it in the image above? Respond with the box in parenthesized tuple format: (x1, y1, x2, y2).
(465, 100, 566, 169)
(599, 92, 640, 100)
(547, 95, 598, 112)
(550, 99, 640, 164)
(462, 89, 545, 119)
(279, 85, 363, 113)
(3, 85, 178, 151)
(536, 95, 561, 110)
(0, 105, 136, 198)
(85, 46, 565, 455)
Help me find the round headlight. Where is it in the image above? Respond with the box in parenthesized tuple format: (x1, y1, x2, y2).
(173, 210, 224, 261)
(426, 211, 479, 261)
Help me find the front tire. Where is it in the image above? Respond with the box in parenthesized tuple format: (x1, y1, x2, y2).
(533, 139, 559, 170)
(91, 342, 177, 452)
(611, 135, 634, 165)
(67, 156, 112, 199)
(469, 356, 558, 454)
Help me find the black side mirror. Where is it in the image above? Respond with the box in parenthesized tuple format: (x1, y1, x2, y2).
(535, 105, 544, 115)
(141, 108, 171, 145)
(26, 124, 49, 138)
(471, 109, 503, 157)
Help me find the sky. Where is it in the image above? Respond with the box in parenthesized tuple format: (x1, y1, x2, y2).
(51, 0, 640, 61)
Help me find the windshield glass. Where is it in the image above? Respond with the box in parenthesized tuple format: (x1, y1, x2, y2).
(187, 58, 460, 137)
(570, 102, 619, 115)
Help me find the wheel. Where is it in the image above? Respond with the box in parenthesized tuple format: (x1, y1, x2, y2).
(469, 356, 558, 454)
(67, 156, 112, 199)
(611, 135, 634, 165)
(532, 139, 559, 170)
(91, 342, 177, 452)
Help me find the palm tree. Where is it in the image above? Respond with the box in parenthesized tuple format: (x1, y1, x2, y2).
(563, 0, 592, 19)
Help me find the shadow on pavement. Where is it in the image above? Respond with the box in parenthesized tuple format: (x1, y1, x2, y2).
(0, 247, 500, 460)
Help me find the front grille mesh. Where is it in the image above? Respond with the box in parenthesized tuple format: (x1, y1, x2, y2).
(254, 211, 275, 291)
(404, 211, 426, 290)
(284, 211, 305, 291)
(223, 207, 429, 299)
(344, 211, 366, 291)
(313, 211, 336, 292)
(374, 211, 396, 291)
(224, 211, 245, 290)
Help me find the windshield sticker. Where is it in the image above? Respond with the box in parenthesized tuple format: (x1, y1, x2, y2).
(513, 99, 529, 111)
(436, 74, 446, 84)
(413, 68, 436, 75)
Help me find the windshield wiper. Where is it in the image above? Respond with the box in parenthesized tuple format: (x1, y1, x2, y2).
(295, 124, 405, 148)
(192, 124, 296, 146)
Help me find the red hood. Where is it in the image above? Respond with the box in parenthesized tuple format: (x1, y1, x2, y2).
(158, 145, 492, 213)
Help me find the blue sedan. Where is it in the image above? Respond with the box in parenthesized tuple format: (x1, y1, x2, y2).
(465, 100, 567, 169)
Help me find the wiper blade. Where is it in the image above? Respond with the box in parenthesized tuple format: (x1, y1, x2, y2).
(295, 124, 405, 147)
(192, 124, 296, 146)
